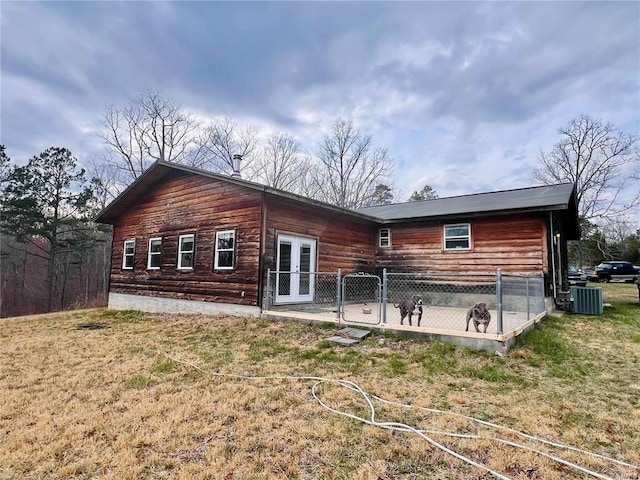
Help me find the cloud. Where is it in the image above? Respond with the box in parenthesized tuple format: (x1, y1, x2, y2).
(1, 1, 638, 201)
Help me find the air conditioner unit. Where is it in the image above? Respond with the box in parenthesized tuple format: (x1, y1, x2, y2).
(570, 286, 604, 315)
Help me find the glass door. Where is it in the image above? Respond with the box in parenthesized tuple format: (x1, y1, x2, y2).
(275, 235, 316, 303)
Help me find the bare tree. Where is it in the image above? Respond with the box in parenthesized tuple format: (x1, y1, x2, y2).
(252, 133, 311, 191)
(197, 117, 258, 177)
(594, 217, 639, 260)
(99, 91, 202, 182)
(86, 155, 121, 210)
(309, 119, 394, 209)
(534, 115, 640, 223)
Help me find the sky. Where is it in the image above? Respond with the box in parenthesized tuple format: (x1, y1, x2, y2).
(1, 1, 639, 201)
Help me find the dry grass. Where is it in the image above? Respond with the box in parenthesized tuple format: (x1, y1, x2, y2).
(1, 284, 639, 480)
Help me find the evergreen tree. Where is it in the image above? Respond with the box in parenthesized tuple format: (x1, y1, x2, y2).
(1, 147, 97, 311)
(408, 184, 438, 201)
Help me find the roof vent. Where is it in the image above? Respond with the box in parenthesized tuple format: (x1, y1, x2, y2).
(231, 154, 242, 178)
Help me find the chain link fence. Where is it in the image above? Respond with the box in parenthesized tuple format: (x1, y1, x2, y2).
(263, 271, 340, 318)
(341, 274, 381, 325)
(385, 272, 496, 331)
(263, 269, 546, 336)
(500, 273, 546, 332)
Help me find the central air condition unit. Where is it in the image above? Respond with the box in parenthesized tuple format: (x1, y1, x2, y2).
(569, 286, 604, 315)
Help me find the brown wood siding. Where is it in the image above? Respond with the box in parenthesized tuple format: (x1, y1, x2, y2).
(376, 213, 547, 275)
(109, 171, 263, 305)
(263, 195, 377, 274)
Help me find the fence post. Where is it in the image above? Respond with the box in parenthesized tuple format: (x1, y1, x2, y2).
(265, 268, 271, 310)
(336, 269, 342, 320)
(382, 268, 388, 324)
(496, 269, 503, 335)
(526, 276, 530, 321)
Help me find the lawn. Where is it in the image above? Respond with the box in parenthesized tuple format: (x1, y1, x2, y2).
(1, 284, 639, 480)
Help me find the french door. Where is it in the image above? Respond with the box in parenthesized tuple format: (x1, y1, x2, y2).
(275, 235, 316, 303)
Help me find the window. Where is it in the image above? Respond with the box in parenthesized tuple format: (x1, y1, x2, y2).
(177, 234, 195, 269)
(379, 228, 391, 248)
(122, 239, 135, 269)
(444, 224, 471, 250)
(215, 230, 235, 270)
(147, 237, 162, 269)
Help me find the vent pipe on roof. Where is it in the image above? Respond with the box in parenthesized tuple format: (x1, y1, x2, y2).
(231, 154, 242, 178)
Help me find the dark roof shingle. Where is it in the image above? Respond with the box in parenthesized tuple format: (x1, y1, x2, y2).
(95, 160, 579, 238)
(357, 183, 576, 221)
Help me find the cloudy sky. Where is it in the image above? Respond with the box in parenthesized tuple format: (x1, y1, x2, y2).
(1, 1, 638, 200)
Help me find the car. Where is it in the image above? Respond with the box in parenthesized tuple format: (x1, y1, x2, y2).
(568, 265, 588, 287)
(591, 261, 639, 283)
(583, 268, 597, 282)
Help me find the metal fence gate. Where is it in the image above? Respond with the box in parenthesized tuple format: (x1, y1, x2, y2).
(264, 269, 546, 338)
(341, 273, 382, 325)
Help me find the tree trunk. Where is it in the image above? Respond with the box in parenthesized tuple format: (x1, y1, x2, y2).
(46, 243, 56, 312)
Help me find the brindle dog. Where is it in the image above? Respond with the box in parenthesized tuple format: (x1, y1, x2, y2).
(465, 302, 491, 333)
(394, 295, 423, 327)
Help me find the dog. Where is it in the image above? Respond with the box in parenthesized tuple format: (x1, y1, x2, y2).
(394, 295, 423, 327)
(465, 302, 491, 333)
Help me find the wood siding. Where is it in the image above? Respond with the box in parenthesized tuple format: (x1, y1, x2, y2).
(110, 171, 263, 305)
(107, 168, 559, 308)
(263, 195, 377, 274)
(375, 213, 548, 275)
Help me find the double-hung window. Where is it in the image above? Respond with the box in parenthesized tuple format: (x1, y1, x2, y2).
(444, 224, 471, 250)
(177, 234, 195, 270)
(147, 237, 162, 269)
(122, 239, 135, 269)
(379, 228, 391, 248)
(214, 230, 235, 270)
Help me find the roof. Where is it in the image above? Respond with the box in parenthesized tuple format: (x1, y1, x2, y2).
(95, 160, 579, 239)
(357, 183, 575, 220)
(357, 183, 580, 238)
(94, 160, 379, 224)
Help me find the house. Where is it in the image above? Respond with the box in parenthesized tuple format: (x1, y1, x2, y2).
(94, 160, 579, 319)
(357, 183, 579, 303)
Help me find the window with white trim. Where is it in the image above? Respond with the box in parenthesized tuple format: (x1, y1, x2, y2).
(379, 228, 391, 248)
(147, 237, 162, 269)
(444, 223, 471, 250)
(122, 239, 135, 269)
(177, 234, 195, 269)
(214, 230, 235, 270)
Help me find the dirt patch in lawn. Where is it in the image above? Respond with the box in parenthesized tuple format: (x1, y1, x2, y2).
(1, 296, 639, 479)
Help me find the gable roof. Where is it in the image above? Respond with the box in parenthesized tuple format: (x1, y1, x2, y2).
(93, 160, 379, 224)
(95, 160, 579, 239)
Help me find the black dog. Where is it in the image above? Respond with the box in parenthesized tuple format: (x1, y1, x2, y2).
(394, 295, 423, 326)
(465, 302, 491, 333)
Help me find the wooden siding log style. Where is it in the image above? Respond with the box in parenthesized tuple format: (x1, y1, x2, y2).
(375, 214, 547, 276)
(107, 166, 558, 310)
(110, 172, 263, 306)
(263, 195, 377, 274)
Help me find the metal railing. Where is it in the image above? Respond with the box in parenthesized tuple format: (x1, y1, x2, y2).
(264, 270, 341, 319)
(264, 268, 546, 336)
(385, 271, 497, 331)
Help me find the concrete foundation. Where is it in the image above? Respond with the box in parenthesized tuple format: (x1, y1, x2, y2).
(106, 292, 544, 354)
(108, 293, 261, 317)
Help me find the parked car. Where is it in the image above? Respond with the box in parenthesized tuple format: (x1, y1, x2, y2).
(567, 265, 587, 287)
(568, 265, 588, 287)
(591, 261, 639, 283)
(583, 269, 597, 282)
